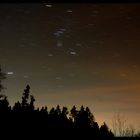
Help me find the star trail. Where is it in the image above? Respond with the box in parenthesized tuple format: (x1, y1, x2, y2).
(0, 3, 140, 128)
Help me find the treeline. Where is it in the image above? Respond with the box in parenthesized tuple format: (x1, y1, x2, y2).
(0, 85, 114, 138)
(0, 68, 140, 138)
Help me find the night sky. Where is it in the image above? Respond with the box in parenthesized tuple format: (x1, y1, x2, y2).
(0, 3, 140, 128)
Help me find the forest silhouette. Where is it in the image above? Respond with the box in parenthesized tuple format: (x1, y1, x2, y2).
(0, 85, 114, 138)
(0, 67, 139, 138)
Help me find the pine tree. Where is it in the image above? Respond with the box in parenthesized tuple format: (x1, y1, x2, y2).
(70, 105, 77, 123)
(13, 101, 21, 112)
(0, 66, 9, 112)
(100, 122, 114, 137)
(21, 85, 30, 109)
(29, 95, 35, 111)
(0, 95, 10, 112)
(0, 66, 6, 92)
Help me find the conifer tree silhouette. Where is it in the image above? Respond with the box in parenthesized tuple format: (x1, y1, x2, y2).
(0, 66, 6, 92)
(100, 122, 114, 138)
(13, 101, 21, 112)
(21, 84, 35, 112)
(0, 83, 119, 138)
(70, 105, 77, 123)
(21, 85, 30, 109)
(0, 95, 10, 112)
(29, 95, 35, 111)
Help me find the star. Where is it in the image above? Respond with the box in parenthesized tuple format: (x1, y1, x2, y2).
(7, 72, 14, 75)
(48, 54, 53, 57)
(23, 75, 29, 79)
(66, 10, 73, 13)
(45, 4, 52, 8)
(70, 51, 77, 55)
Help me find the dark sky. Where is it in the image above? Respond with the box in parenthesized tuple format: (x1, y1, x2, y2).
(0, 3, 140, 128)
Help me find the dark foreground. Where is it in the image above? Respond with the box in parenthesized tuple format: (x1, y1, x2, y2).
(0, 85, 139, 139)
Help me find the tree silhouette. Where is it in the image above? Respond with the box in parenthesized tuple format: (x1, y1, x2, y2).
(70, 105, 77, 124)
(0, 66, 6, 92)
(5, 84, 140, 138)
(100, 122, 114, 138)
(0, 94, 10, 112)
(20, 85, 35, 112)
(71, 105, 95, 129)
(21, 85, 30, 109)
(62, 106, 69, 117)
(0, 83, 139, 138)
(13, 101, 21, 112)
(29, 95, 35, 111)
